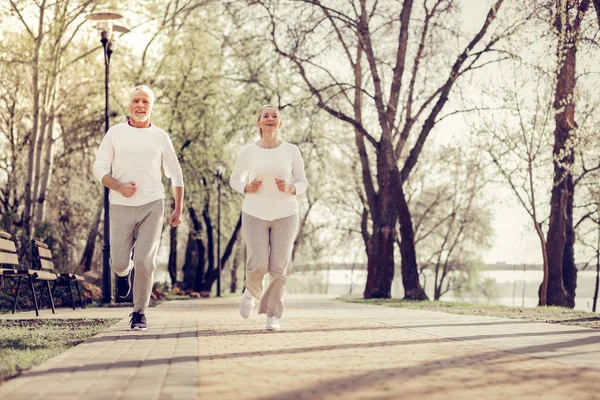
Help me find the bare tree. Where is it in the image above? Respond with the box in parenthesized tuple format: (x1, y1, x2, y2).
(7, 0, 95, 237)
(409, 147, 492, 300)
(478, 57, 555, 305)
(255, 0, 507, 298)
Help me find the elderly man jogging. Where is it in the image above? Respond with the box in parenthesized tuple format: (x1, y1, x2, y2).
(93, 85, 184, 330)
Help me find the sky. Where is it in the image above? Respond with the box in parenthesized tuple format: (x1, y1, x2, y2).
(457, 1, 547, 266)
(133, 1, 566, 267)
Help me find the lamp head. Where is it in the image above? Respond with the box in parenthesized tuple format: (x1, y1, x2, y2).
(214, 161, 227, 178)
(86, 10, 123, 41)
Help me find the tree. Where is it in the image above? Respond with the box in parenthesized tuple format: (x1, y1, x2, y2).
(477, 58, 555, 305)
(255, 0, 507, 298)
(408, 146, 492, 300)
(6, 0, 96, 239)
(545, 0, 592, 307)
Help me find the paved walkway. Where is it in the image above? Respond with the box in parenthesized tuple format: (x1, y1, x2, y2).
(1, 295, 599, 400)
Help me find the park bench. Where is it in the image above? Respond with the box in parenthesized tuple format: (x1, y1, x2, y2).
(31, 239, 86, 310)
(0, 231, 57, 316)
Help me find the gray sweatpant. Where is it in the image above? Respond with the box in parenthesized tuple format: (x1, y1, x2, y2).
(242, 212, 299, 319)
(110, 199, 164, 314)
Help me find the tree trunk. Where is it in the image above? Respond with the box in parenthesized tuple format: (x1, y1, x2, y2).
(230, 239, 241, 293)
(364, 214, 397, 298)
(434, 261, 442, 301)
(545, 0, 590, 307)
(546, 188, 570, 306)
(594, 260, 599, 313)
(183, 229, 195, 289)
(292, 189, 315, 262)
(593, 215, 599, 312)
(32, 109, 47, 225)
(219, 213, 242, 270)
(168, 224, 178, 287)
(364, 154, 397, 299)
(395, 180, 429, 300)
(23, 2, 47, 240)
(33, 71, 60, 228)
(33, 113, 56, 228)
(182, 206, 205, 291)
(200, 203, 216, 292)
(562, 174, 577, 307)
(79, 202, 102, 272)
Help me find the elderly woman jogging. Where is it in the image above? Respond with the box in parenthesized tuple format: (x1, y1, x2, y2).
(229, 105, 308, 331)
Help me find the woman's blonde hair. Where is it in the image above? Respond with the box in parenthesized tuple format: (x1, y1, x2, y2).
(256, 104, 280, 138)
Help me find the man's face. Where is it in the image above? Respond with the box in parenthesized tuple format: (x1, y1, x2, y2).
(128, 91, 154, 123)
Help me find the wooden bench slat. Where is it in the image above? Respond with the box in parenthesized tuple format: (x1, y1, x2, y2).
(40, 259, 54, 271)
(0, 231, 11, 239)
(4, 269, 57, 280)
(38, 247, 52, 259)
(33, 271, 58, 280)
(3, 269, 29, 277)
(32, 240, 49, 249)
(58, 273, 85, 282)
(0, 238, 16, 252)
(0, 252, 19, 266)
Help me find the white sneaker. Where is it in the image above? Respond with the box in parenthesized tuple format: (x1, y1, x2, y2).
(266, 316, 281, 331)
(239, 290, 255, 319)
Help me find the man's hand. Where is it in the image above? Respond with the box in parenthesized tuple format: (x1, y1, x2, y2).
(169, 208, 183, 227)
(117, 182, 137, 198)
(244, 179, 262, 193)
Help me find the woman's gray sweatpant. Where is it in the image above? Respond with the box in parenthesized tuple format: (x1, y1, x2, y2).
(110, 199, 164, 314)
(242, 212, 299, 319)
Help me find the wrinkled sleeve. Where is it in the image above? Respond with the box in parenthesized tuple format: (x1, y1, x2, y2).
(229, 147, 250, 195)
(291, 145, 308, 196)
(163, 133, 184, 187)
(93, 129, 113, 183)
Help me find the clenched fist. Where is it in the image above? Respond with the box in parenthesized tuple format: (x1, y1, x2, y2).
(244, 179, 262, 193)
(275, 179, 296, 194)
(117, 182, 137, 198)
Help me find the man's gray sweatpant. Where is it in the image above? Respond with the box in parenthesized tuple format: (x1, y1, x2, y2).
(110, 199, 164, 314)
(242, 212, 299, 319)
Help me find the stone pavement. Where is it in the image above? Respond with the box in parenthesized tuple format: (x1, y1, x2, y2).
(1, 295, 599, 400)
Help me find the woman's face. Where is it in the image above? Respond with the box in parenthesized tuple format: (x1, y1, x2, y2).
(257, 107, 282, 136)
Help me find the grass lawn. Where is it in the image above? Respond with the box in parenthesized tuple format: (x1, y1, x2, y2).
(342, 298, 600, 329)
(0, 318, 119, 381)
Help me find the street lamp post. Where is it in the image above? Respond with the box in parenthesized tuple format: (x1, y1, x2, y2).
(215, 160, 227, 297)
(86, 11, 129, 304)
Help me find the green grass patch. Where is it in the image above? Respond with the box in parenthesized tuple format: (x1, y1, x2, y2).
(0, 318, 119, 381)
(342, 297, 600, 329)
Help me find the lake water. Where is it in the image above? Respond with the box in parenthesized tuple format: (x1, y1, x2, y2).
(284, 268, 600, 312)
(154, 267, 599, 312)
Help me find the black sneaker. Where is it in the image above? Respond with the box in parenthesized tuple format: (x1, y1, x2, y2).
(129, 312, 148, 331)
(116, 271, 132, 298)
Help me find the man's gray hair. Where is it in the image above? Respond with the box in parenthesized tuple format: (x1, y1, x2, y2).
(129, 85, 155, 104)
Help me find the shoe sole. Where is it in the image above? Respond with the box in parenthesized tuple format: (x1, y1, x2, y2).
(117, 273, 132, 298)
(131, 326, 148, 331)
(240, 303, 254, 319)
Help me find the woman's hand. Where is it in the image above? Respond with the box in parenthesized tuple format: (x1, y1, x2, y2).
(244, 179, 262, 193)
(275, 179, 296, 194)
